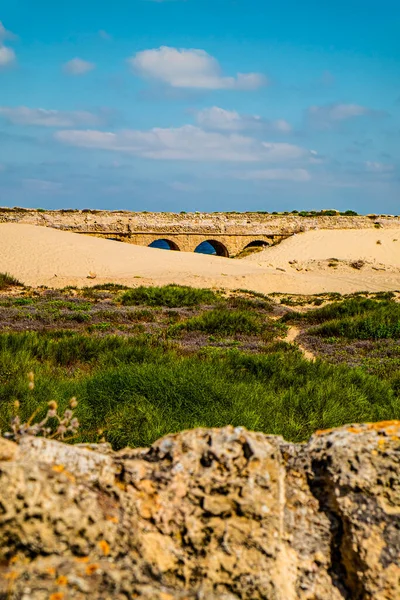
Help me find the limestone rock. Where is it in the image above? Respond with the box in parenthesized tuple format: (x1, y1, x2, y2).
(0, 422, 399, 599)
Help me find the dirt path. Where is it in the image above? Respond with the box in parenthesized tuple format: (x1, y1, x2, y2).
(285, 326, 315, 361)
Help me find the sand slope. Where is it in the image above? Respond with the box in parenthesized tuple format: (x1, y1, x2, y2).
(245, 228, 400, 268)
(0, 223, 399, 294)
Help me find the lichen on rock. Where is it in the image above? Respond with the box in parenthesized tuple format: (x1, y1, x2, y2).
(0, 422, 399, 599)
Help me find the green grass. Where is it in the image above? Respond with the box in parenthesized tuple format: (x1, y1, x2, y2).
(169, 308, 282, 338)
(0, 287, 399, 450)
(283, 297, 400, 340)
(0, 272, 23, 290)
(311, 304, 400, 340)
(282, 297, 395, 324)
(0, 330, 398, 449)
(120, 285, 219, 308)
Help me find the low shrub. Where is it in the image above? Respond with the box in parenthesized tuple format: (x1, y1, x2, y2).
(282, 297, 394, 324)
(0, 273, 23, 290)
(311, 305, 400, 340)
(169, 308, 284, 338)
(120, 285, 218, 308)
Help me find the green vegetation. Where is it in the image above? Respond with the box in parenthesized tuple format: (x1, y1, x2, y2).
(169, 308, 281, 337)
(312, 305, 400, 340)
(0, 272, 23, 290)
(282, 297, 393, 324)
(0, 285, 399, 449)
(283, 297, 400, 340)
(121, 284, 218, 308)
(0, 331, 398, 449)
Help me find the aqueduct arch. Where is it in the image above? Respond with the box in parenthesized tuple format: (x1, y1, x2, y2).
(243, 240, 271, 251)
(148, 239, 180, 251)
(194, 239, 230, 257)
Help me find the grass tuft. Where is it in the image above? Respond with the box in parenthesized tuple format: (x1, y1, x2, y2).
(0, 272, 23, 290)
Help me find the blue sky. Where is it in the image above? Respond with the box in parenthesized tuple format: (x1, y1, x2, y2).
(0, 0, 399, 213)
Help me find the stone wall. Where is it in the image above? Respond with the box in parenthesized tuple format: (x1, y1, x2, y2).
(1, 208, 400, 256)
(0, 421, 399, 599)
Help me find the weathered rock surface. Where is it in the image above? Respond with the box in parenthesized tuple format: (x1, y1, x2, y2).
(0, 422, 399, 599)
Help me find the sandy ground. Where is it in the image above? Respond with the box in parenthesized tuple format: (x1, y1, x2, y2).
(0, 223, 399, 294)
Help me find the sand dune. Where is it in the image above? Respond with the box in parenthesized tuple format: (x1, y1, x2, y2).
(245, 228, 400, 268)
(0, 223, 399, 294)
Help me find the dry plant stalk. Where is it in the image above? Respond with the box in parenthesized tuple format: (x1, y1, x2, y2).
(2, 372, 80, 441)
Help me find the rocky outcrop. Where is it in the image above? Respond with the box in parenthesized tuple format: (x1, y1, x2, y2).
(0, 422, 399, 599)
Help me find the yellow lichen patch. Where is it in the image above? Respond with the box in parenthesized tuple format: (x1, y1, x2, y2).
(46, 567, 56, 576)
(51, 464, 76, 482)
(378, 439, 386, 447)
(63, 470, 76, 483)
(289, 470, 303, 478)
(52, 464, 65, 473)
(114, 480, 127, 492)
(98, 540, 110, 556)
(85, 563, 100, 576)
(74, 556, 90, 563)
(50, 594, 64, 600)
(137, 494, 161, 520)
(315, 427, 334, 436)
(136, 479, 156, 494)
(4, 571, 18, 581)
(346, 426, 363, 434)
(366, 420, 400, 435)
(105, 515, 119, 523)
(56, 575, 68, 586)
(316, 421, 400, 437)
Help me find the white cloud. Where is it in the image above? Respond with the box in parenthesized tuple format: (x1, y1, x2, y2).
(22, 179, 64, 192)
(235, 168, 311, 182)
(63, 58, 95, 75)
(170, 181, 199, 192)
(0, 45, 15, 66)
(0, 106, 100, 127)
(196, 106, 292, 133)
(129, 46, 266, 90)
(0, 21, 16, 42)
(365, 161, 394, 173)
(0, 22, 7, 42)
(307, 103, 385, 129)
(98, 30, 112, 41)
(0, 21, 17, 68)
(0, 48, 15, 67)
(55, 125, 311, 162)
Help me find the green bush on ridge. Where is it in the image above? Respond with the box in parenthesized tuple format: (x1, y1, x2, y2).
(168, 308, 279, 337)
(311, 306, 400, 340)
(282, 297, 397, 324)
(120, 285, 219, 308)
(282, 296, 400, 340)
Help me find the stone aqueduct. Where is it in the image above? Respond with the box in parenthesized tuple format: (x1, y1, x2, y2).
(1, 209, 400, 258)
(96, 230, 283, 257)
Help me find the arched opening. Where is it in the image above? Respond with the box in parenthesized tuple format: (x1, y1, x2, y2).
(236, 240, 271, 259)
(148, 239, 180, 251)
(195, 240, 229, 258)
(244, 240, 271, 250)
